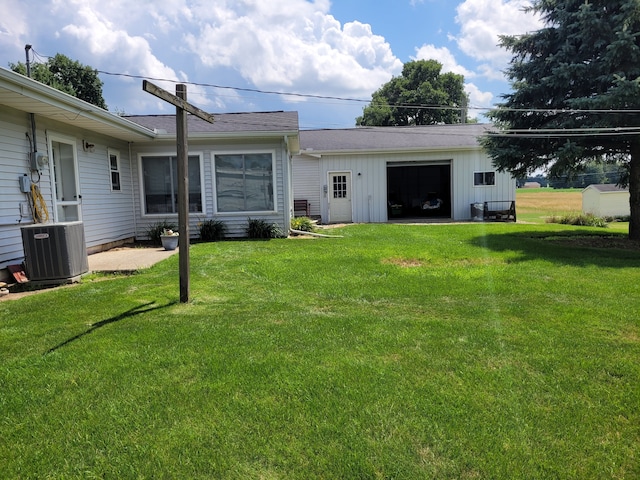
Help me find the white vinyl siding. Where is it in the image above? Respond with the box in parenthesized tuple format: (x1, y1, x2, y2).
(1, 105, 138, 271)
(130, 141, 291, 239)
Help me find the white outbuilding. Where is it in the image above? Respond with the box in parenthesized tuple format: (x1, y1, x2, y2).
(292, 124, 516, 224)
(582, 184, 630, 217)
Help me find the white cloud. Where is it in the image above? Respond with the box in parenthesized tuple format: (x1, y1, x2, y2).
(412, 44, 475, 78)
(0, 0, 403, 117)
(183, 0, 402, 98)
(454, 0, 543, 77)
(0, 2, 30, 52)
(465, 82, 493, 107)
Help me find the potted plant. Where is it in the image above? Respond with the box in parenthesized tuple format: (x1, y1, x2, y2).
(160, 228, 179, 250)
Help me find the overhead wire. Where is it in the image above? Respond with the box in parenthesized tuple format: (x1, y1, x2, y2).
(7, 58, 626, 137)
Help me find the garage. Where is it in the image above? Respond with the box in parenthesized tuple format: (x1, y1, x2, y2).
(387, 162, 451, 219)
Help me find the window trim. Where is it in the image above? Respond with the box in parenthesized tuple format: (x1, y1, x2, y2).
(108, 148, 121, 192)
(138, 151, 206, 217)
(212, 149, 278, 215)
(473, 171, 496, 187)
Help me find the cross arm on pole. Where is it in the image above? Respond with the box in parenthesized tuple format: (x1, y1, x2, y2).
(143, 80, 215, 124)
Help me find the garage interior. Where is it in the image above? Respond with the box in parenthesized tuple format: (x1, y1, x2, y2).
(386, 162, 451, 219)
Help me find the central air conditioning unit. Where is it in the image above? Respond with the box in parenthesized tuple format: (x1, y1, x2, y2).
(21, 222, 89, 283)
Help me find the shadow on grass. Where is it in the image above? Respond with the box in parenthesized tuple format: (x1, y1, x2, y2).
(471, 229, 640, 267)
(45, 301, 177, 355)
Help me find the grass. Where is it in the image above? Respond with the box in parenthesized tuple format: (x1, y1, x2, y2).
(516, 188, 583, 223)
(516, 187, 630, 234)
(1, 221, 639, 478)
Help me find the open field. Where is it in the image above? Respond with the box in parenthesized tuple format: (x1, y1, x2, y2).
(1, 223, 639, 479)
(516, 187, 630, 234)
(516, 188, 582, 222)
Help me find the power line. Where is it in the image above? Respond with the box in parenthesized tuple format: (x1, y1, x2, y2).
(98, 70, 640, 116)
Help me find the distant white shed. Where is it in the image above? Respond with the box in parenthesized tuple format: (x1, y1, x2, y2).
(582, 184, 630, 217)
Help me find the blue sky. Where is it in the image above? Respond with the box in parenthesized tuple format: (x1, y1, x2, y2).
(0, 0, 542, 129)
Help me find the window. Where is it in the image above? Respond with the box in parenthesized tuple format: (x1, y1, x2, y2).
(333, 174, 347, 198)
(108, 149, 121, 191)
(474, 171, 495, 186)
(141, 154, 203, 214)
(214, 153, 275, 212)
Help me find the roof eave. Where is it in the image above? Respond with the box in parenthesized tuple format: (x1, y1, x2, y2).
(299, 145, 482, 156)
(0, 67, 157, 142)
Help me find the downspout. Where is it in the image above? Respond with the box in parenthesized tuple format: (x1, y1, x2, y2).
(284, 135, 292, 234)
(25, 45, 39, 171)
(129, 142, 138, 241)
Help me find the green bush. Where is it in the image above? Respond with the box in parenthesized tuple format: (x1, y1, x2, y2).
(145, 220, 177, 245)
(198, 219, 226, 242)
(246, 218, 283, 239)
(546, 213, 609, 228)
(290, 216, 315, 232)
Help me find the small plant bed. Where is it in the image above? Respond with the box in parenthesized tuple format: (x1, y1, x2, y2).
(245, 218, 284, 239)
(198, 219, 226, 242)
(546, 212, 609, 227)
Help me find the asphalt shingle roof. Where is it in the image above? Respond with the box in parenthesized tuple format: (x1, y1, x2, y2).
(588, 184, 629, 192)
(125, 111, 299, 134)
(299, 123, 493, 153)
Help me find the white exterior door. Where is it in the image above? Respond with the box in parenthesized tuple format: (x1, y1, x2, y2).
(328, 172, 352, 223)
(50, 136, 81, 222)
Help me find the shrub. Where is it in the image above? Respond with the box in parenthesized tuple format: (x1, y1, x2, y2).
(198, 219, 226, 242)
(245, 218, 283, 239)
(546, 213, 609, 228)
(145, 220, 177, 245)
(290, 216, 315, 232)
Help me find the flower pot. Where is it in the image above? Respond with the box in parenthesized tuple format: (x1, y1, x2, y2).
(160, 234, 179, 251)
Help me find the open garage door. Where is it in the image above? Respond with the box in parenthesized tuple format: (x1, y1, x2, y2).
(387, 162, 451, 219)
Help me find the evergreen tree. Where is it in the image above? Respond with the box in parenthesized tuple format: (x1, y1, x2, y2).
(10, 53, 107, 109)
(356, 60, 469, 126)
(481, 0, 640, 239)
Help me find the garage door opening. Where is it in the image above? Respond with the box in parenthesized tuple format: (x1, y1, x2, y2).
(387, 163, 451, 219)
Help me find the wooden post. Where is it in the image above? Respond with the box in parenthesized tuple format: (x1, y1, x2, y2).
(142, 80, 214, 303)
(176, 84, 189, 303)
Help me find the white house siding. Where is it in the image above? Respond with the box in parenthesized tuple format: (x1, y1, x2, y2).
(0, 105, 47, 270)
(130, 138, 291, 239)
(73, 135, 136, 252)
(311, 148, 515, 224)
(292, 155, 321, 217)
(0, 106, 137, 275)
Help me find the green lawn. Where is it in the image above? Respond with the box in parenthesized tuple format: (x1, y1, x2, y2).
(1, 223, 639, 479)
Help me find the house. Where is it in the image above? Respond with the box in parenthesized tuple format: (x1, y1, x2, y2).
(582, 184, 630, 218)
(0, 67, 299, 282)
(292, 124, 515, 223)
(123, 112, 299, 241)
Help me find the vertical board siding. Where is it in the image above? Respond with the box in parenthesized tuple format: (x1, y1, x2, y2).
(292, 155, 321, 217)
(303, 148, 515, 224)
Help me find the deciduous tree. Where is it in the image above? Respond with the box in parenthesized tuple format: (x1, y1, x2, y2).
(481, 0, 640, 239)
(356, 60, 468, 126)
(10, 53, 107, 109)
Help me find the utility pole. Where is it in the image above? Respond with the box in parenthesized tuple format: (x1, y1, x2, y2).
(25, 45, 32, 77)
(143, 80, 215, 303)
